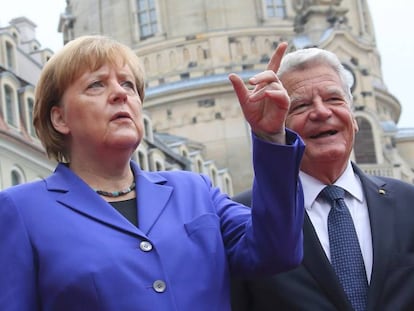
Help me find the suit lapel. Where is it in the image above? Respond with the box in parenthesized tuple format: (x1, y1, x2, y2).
(302, 213, 353, 310)
(299, 164, 395, 311)
(353, 165, 394, 311)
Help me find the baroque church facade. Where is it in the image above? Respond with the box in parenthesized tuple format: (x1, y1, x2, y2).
(0, 17, 233, 194)
(58, 0, 414, 193)
(1, 0, 413, 194)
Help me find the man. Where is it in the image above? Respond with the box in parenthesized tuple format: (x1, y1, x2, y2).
(231, 47, 414, 311)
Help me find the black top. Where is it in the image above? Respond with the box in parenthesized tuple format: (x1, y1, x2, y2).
(110, 198, 138, 227)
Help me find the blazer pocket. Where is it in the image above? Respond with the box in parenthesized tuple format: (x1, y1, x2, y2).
(184, 213, 222, 254)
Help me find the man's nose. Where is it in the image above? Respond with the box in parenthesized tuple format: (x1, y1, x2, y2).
(309, 100, 332, 120)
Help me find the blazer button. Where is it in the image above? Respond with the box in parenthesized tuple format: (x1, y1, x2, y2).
(139, 241, 153, 252)
(153, 280, 166, 293)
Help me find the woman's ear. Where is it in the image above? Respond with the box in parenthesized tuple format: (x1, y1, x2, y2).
(51, 105, 70, 135)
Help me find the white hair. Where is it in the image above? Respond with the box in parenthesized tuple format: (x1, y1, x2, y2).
(278, 47, 353, 102)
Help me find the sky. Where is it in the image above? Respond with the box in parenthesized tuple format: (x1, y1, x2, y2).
(0, 0, 413, 128)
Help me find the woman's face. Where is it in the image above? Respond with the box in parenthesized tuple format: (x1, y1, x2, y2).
(51, 63, 144, 158)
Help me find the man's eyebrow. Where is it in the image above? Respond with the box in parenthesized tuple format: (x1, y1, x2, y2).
(289, 95, 306, 104)
(324, 87, 345, 96)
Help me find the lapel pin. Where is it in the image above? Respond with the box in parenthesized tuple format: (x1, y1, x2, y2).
(378, 189, 386, 195)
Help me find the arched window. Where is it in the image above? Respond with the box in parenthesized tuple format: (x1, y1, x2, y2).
(155, 160, 163, 171)
(236, 42, 244, 58)
(264, 38, 272, 54)
(26, 97, 36, 136)
(197, 46, 204, 62)
(5, 41, 16, 70)
(224, 176, 232, 195)
(354, 116, 377, 164)
(4, 84, 18, 127)
(143, 116, 153, 141)
(183, 48, 191, 63)
(250, 38, 258, 55)
(11, 167, 25, 186)
(197, 159, 203, 173)
(210, 167, 218, 187)
(138, 150, 148, 170)
(169, 50, 177, 69)
(156, 54, 162, 73)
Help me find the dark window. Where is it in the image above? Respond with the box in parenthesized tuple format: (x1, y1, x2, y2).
(4, 85, 18, 127)
(354, 117, 377, 164)
(265, 0, 286, 18)
(137, 0, 158, 39)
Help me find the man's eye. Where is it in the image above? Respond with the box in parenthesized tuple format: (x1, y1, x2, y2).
(290, 103, 309, 112)
(327, 97, 346, 105)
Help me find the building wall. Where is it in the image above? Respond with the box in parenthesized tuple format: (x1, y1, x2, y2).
(0, 17, 233, 195)
(59, 0, 414, 192)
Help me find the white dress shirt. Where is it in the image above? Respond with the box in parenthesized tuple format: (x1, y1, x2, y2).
(300, 162, 373, 282)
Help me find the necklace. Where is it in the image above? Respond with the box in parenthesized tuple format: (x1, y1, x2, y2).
(95, 181, 136, 198)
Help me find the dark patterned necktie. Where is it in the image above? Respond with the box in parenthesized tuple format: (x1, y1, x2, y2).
(320, 185, 368, 311)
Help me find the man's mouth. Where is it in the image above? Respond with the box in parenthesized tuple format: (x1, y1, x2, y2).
(310, 130, 338, 139)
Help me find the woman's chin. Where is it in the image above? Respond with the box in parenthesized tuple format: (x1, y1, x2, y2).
(106, 135, 141, 150)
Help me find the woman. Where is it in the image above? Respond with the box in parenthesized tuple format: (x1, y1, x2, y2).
(0, 36, 304, 310)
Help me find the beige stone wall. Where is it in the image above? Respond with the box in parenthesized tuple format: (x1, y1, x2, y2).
(61, 0, 414, 191)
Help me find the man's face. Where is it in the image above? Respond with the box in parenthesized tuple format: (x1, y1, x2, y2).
(283, 64, 358, 177)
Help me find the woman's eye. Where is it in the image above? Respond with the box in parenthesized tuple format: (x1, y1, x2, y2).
(87, 81, 103, 88)
(122, 81, 137, 91)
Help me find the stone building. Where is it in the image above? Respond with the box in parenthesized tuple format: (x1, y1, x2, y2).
(0, 17, 54, 189)
(58, 0, 414, 193)
(0, 17, 233, 195)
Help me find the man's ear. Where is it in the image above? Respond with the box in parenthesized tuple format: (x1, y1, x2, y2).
(51, 105, 70, 135)
(353, 116, 359, 133)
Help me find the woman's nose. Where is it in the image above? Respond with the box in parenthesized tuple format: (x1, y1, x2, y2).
(109, 83, 128, 104)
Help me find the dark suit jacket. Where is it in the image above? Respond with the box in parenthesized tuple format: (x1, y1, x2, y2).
(231, 164, 414, 311)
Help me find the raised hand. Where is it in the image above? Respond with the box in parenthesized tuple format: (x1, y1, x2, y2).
(229, 42, 290, 143)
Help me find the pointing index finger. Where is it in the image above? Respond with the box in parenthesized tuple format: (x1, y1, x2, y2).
(266, 42, 288, 73)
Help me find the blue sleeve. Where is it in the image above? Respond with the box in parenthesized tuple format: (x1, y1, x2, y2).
(0, 192, 39, 310)
(224, 129, 305, 277)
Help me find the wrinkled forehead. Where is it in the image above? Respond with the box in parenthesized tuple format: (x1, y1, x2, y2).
(70, 52, 130, 81)
(282, 64, 341, 89)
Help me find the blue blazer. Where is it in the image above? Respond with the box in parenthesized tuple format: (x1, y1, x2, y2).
(231, 163, 414, 311)
(0, 133, 304, 311)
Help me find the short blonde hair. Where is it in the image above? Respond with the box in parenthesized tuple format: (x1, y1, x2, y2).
(33, 35, 145, 162)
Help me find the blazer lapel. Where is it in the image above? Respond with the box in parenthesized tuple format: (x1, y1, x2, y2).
(132, 164, 173, 236)
(46, 162, 172, 239)
(353, 165, 395, 311)
(302, 213, 353, 310)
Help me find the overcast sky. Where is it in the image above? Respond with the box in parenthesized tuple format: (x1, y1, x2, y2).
(0, 0, 412, 128)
